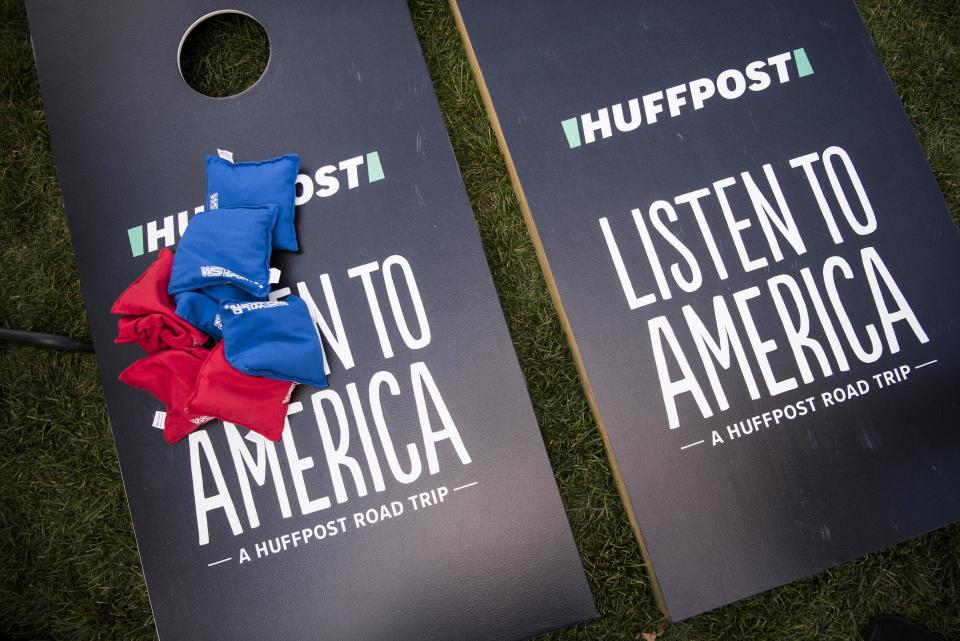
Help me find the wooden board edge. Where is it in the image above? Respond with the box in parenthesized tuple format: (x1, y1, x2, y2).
(447, 0, 671, 619)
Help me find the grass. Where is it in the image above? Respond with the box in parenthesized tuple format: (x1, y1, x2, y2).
(179, 13, 270, 98)
(1, 0, 957, 639)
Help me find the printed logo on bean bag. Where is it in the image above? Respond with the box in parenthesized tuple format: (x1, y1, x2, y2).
(168, 206, 277, 298)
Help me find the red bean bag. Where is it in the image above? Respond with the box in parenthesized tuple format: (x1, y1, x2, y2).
(187, 342, 296, 442)
(119, 347, 215, 444)
(112, 248, 208, 352)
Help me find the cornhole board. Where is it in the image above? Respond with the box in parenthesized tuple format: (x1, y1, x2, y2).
(26, 1, 596, 639)
(452, 0, 960, 621)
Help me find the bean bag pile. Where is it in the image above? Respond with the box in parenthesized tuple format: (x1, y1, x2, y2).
(112, 153, 327, 444)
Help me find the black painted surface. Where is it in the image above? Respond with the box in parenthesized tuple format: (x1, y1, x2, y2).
(455, 0, 960, 621)
(25, 2, 596, 639)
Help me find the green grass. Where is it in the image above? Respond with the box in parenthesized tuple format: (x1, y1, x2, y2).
(1, 0, 958, 639)
(179, 13, 270, 98)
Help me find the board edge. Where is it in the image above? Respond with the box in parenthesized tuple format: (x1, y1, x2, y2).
(447, 0, 672, 620)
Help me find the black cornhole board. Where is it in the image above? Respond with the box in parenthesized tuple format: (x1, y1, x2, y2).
(25, 1, 596, 639)
(452, 0, 960, 621)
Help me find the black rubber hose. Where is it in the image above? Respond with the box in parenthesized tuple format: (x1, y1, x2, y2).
(0, 328, 94, 353)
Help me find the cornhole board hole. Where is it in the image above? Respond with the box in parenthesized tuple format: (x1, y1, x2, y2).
(25, 2, 596, 639)
(452, 0, 960, 621)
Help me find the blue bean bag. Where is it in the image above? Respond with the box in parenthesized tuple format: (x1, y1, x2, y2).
(168, 206, 276, 299)
(174, 283, 258, 340)
(206, 153, 300, 252)
(221, 295, 327, 388)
